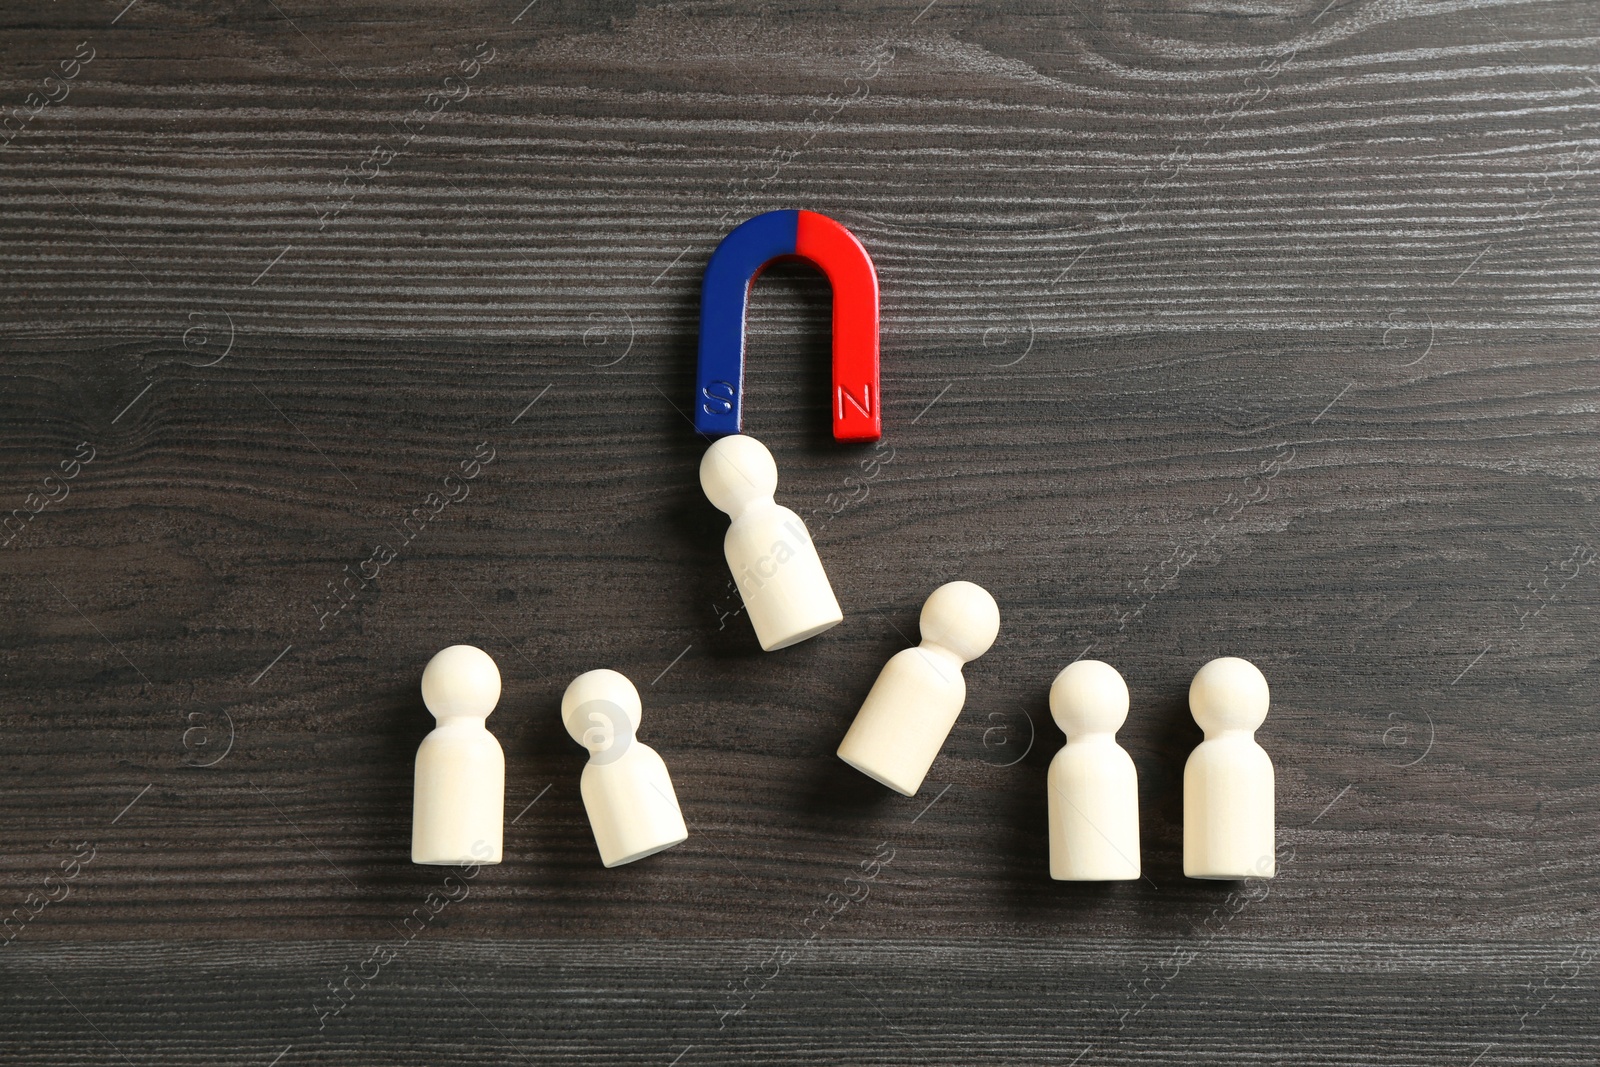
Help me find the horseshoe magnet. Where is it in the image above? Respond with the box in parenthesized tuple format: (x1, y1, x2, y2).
(693, 210, 882, 442)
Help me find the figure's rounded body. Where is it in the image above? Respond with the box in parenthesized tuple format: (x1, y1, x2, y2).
(581, 746, 688, 867)
(413, 724, 505, 864)
(838, 646, 965, 796)
(725, 502, 841, 651)
(1183, 737, 1274, 878)
(1048, 740, 1139, 880)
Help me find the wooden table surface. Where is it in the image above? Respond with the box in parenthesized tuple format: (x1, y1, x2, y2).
(2, 0, 1597, 1062)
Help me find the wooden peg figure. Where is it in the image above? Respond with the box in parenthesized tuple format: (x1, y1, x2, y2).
(1184, 656, 1275, 879)
(561, 669, 688, 867)
(700, 434, 843, 651)
(412, 645, 505, 865)
(837, 581, 1000, 796)
(1048, 660, 1140, 881)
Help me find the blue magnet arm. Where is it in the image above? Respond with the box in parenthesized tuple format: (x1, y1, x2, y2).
(694, 210, 800, 437)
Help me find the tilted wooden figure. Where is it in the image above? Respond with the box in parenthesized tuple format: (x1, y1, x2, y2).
(412, 645, 505, 865)
(837, 581, 1000, 796)
(1184, 656, 1275, 879)
(1048, 659, 1141, 881)
(700, 434, 843, 651)
(562, 669, 688, 868)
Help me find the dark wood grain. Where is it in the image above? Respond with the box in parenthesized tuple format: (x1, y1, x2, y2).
(1, 0, 1598, 1061)
(3, 939, 1597, 1065)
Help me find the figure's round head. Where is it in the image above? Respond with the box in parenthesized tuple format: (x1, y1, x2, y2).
(560, 668, 643, 754)
(918, 581, 1000, 663)
(421, 645, 501, 721)
(1189, 656, 1269, 734)
(700, 435, 778, 516)
(1049, 659, 1129, 738)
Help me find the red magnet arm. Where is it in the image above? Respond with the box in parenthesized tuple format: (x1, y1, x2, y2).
(795, 211, 881, 442)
